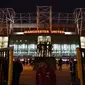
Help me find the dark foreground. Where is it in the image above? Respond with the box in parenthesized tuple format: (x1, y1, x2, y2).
(19, 65, 79, 85)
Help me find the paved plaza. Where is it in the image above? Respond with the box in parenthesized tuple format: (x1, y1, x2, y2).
(19, 65, 72, 85)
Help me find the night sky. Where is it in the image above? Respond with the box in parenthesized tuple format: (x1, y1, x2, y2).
(0, 0, 85, 13)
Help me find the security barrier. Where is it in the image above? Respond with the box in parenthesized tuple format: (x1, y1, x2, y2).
(0, 47, 13, 85)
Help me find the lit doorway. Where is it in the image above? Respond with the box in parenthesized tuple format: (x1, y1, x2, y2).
(37, 36, 52, 57)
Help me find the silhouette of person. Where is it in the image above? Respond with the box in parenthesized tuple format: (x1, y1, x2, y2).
(36, 61, 56, 85)
(70, 58, 76, 83)
(58, 58, 62, 70)
(12, 58, 23, 85)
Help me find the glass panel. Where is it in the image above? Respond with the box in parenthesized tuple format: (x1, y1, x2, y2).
(0, 37, 8, 48)
(28, 44, 37, 56)
(80, 36, 85, 47)
(3, 43, 8, 48)
(53, 44, 61, 50)
(14, 44, 18, 51)
(61, 45, 64, 50)
(0, 43, 2, 48)
(11, 43, 79, 57)
(63, 44, 67, 50)
(0, 37, 2, 42)
(71, 44, 76, 50)
(76, 45, 79, 48)
(38, 36, 51, 43)
(3, 37, 8, 42)
(38, 36, 43, 42)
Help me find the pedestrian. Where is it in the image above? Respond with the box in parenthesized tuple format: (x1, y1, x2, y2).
(36, 61, 56, 85)
(58, 58, 62, 70)
(70, 58, 76, 84)
(12, 58, 23, 85)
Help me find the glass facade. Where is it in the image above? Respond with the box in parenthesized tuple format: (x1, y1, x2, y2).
(10, 44, 37, 57)
(9, 35, 79, 57)
(10, 43, 79, 57)
(52, 44, 79, 57)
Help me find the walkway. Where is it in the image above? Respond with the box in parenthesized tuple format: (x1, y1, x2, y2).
(19, 65, 79, 85)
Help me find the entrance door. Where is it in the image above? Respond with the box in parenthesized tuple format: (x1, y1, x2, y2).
(37, 36, 52, 57)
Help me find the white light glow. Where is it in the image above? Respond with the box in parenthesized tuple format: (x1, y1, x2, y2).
(0, 37, 2, 41)
(80, 36, 85, 48)
(65, 32, 75, 35)
(74, 59, 76, 61)
(62, 59, 67, 62)
(14, 32, 24, 35)
(28, 44, 37, 49)
(81, 37, 85, 41)
(53, 44, 57, 50)
(3, 37, 8, 42)
(20, 59, 24, 61)
(81, 43, 85, 45)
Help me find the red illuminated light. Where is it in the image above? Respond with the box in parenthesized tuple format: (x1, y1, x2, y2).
(24, 30, 64, 34)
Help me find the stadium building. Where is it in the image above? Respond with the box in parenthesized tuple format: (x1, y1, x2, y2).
(0, 7, 85, 59)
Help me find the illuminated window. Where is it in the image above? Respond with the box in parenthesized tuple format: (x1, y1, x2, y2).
(80, 37, 85, 48)
(3, 43, 8, 48)
(53, 44, 60, 50)
(71, 44, 76, 50)
(14, 44, 18, 50)
(28, 44, 37, 49)
(0, 37, 8, 48)
(0, 37, 2, 41)
(3, 37, 8, 42)
(38, 36, 51, 42)
(20, 40, 22, 42)
(52, 44, 79, 56)
(10, 44, 14, 47)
